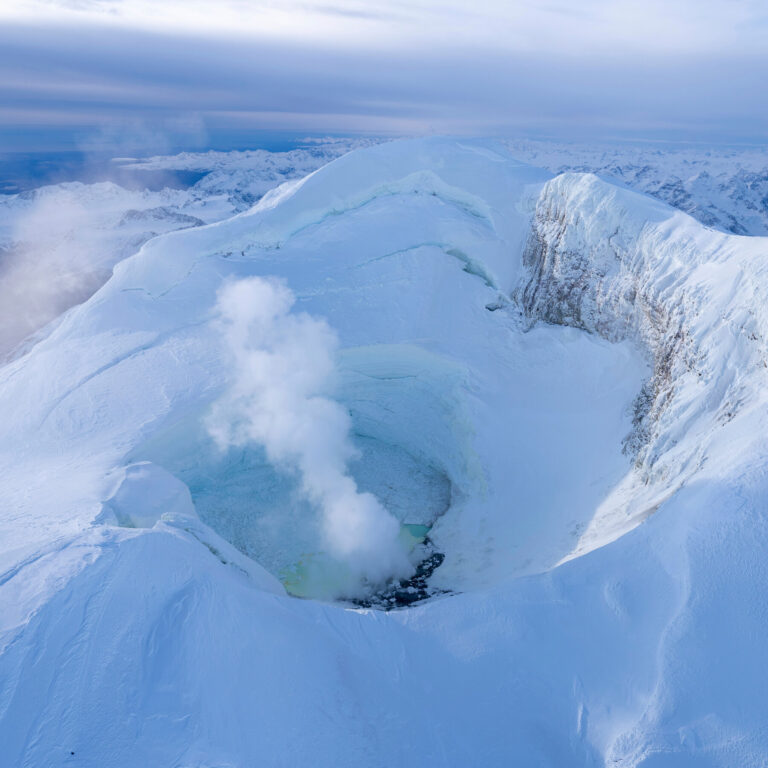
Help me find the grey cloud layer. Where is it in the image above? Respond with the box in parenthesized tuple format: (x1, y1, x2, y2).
(0, 20, 766, 150)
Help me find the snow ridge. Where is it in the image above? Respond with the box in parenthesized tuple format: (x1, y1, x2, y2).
(518, 171, 768, 555)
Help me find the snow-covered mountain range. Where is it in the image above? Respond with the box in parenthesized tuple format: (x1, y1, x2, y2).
(1, 137, 767, 766)
(505, 138, 768, 236)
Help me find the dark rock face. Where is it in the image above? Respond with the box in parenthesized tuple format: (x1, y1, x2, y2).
(352, 539, 449, 611)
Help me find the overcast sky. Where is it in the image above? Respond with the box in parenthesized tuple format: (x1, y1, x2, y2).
(1, 0, 766, 152)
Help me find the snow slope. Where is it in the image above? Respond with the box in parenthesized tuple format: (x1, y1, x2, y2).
(1, 137, 767, 766)
(0, 140, 370, 358)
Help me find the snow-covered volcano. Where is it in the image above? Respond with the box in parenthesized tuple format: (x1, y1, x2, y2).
(1, 138, 767, 766)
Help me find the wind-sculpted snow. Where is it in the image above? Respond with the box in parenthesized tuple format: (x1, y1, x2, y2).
(1, 138, 768, 766)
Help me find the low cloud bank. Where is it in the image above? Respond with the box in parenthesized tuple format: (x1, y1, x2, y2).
(207, 276, 413, 593)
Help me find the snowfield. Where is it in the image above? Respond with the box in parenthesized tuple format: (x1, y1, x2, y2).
(1, 137, 767, 766)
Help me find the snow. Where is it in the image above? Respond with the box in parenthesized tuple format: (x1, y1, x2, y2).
(0, 140, 370, 358)
(4, 135, 764, 358)
(518, 171, 768, 561)
(504, 137, 768, 236)
(1, 136, 768, 766)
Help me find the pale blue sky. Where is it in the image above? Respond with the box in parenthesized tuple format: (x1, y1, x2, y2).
(1, 0, 766, 152)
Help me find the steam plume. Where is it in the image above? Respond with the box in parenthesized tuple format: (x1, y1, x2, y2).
(207, 276, 412, 592)
(0, 190, 109, 357)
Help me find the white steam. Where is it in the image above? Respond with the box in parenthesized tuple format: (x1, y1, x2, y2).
(0, 190, 110, 357)
(207, 276, 413, 592)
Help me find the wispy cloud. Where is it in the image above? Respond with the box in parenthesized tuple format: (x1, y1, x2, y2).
(6, 0, 768, 55)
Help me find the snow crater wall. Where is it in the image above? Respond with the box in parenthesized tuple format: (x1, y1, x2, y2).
(516, 172, 768, 556)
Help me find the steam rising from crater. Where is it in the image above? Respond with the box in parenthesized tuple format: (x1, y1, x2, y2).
(207, 276, 413, 592)
(0, 191, 109, 357)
